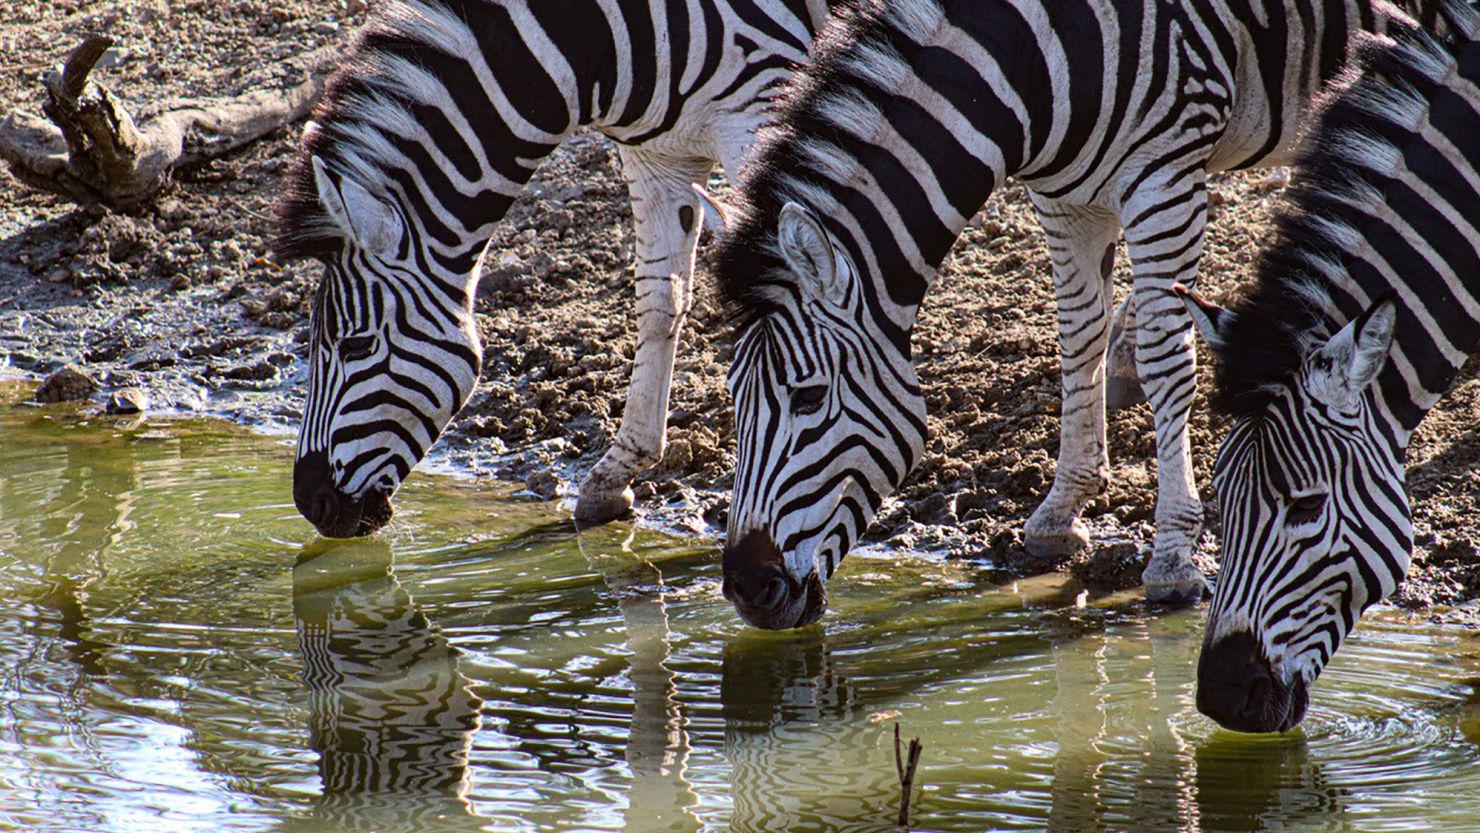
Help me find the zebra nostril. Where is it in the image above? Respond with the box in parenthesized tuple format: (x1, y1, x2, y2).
(1243, 668, 1271, 716)
(310, 486, 340, 529)
(760, 576, 790, 611)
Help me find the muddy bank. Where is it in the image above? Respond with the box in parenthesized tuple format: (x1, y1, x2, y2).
(3, 0, 1477, 620)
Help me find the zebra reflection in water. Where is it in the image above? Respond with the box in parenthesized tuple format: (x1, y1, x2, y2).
(1042, 606, 1344, 833)
(578, 535, 701, 833)
(289, 541, 485, 832)
(721, 630, 896, 833)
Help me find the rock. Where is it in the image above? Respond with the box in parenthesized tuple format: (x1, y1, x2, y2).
(105, 388, 148, 415)
(908, 492, 957, 526)
(525, 469, 561, 500)
(1070, 541, 1147, 591)
(1257, 167, 1291, 192)
(96, 46, 131, 68)
(657, 437, 693, 474)
(221, 362, 279, 382)
(34, 364, 97, 403)
(156, 198, 191, 222)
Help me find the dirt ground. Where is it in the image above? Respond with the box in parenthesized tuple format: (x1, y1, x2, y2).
(2, 0, 1477, 619)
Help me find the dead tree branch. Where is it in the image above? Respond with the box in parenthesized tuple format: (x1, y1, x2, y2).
(894, 723, 925, 831)
(0, 36, 343, 209)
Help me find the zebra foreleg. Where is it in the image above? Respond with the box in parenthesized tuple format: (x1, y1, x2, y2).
(1023, 200, 1120, 561)
(575, 149, 713, 523)
(1121, 174, 1211, 604)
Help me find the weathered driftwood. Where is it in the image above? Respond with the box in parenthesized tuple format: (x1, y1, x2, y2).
(0, 36, 342, 209)
(894, 723, 925, 831)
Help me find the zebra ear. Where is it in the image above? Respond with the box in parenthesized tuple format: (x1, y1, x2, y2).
(777, 202, 845, 305)
(1308, 293, 1398, 408)
(691, 184, 732, 233)
(1171, 283, 1231, 350)
(311, 156, 401, 257)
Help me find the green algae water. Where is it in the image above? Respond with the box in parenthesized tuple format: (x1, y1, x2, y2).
(3, 380, 1480, 833)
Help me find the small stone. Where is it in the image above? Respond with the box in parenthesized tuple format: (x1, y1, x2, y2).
(313, 19, 340, 34)
(35, 364, 98, 403)
(525, 469, 561, 500)
(105, 388, 148, 415)
(156, 198, 187, 221)
(1257, 167, 1291, 192)
(658, 438, 693, 474)
(1071, 541, 1147, 592)
(908, 492, 957, 525)
(95, 46, 131, 68)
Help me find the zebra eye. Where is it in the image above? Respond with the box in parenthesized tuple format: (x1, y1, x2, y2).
(338, 335, 377, 362)
(790, 385, 828, 416)
(1285, 493, 1326, 526)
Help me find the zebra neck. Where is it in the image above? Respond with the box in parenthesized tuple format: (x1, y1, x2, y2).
(1376, 321, 1480, 445)
(754, 1, 1075, 344)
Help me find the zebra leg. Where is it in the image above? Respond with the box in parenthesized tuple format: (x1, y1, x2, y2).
(575, 148, 713, 523)
(1023, 200, 1120, 560)
(1121, 175, 1211, 604)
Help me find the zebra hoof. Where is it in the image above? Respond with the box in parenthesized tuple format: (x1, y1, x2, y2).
(1023, 518, 1090, 560)
(1142, 560, 1210, 606)
(574, 486, 635, 524)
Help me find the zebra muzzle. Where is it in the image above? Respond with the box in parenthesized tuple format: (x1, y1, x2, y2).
(1196, 630, 1309, 733)
(722, 529, 828, 630)
(294, 452, 396, 539)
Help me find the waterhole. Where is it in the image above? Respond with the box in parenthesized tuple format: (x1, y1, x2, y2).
(2, 381, 1478, 832)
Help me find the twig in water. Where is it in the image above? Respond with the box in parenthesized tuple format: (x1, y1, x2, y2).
(894, 722, 924, 831)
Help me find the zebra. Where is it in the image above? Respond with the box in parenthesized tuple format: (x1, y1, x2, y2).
(293, 541, 486, 830)
(1173, 0, 1480, 733)
(274, 0, 840, 538)
(702, 0, 1414, 628)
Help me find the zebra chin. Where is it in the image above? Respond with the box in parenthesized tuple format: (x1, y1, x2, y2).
(1196, 630, 1310, 733)
(722, 529, 828, 630)
(293, 452, 396, 539)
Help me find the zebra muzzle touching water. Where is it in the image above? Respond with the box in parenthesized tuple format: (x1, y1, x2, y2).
(1175, 0, 1480, 732)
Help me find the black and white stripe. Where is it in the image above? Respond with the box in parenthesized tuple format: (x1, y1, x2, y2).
(274, 0, 839, 537)
(707, 0, 1408, 628)
(1177, 0, 1480, 732)
(293, 544, 485, 828)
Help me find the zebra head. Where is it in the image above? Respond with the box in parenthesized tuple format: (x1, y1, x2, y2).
(715, 200, 926, 629)
(1179, 288, 1409, 732)
(292, 156, 483, 538)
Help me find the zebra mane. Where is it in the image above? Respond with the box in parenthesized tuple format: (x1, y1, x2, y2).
(1209, 0, 1480, 418)
(711, 0, 941, 327)
(273, 0, 474, 263)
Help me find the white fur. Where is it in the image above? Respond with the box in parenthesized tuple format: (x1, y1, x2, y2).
(312, 156, 401, 256)
(813, 90, 884, 141)
(1306, 299, 1397, 411)
(885, 0, 944, 44)
(841, 39, 912, 92)
(777, 202, 846, 305)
